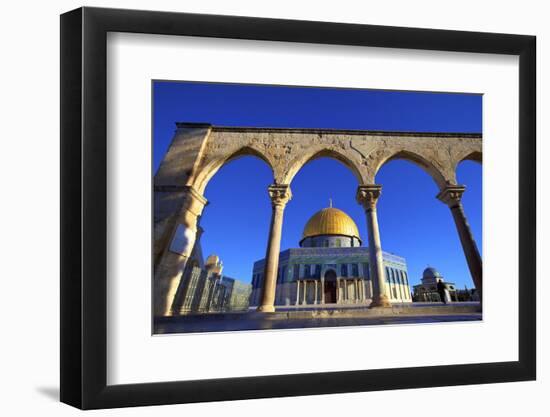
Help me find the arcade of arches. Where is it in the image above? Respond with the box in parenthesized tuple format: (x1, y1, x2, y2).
(153, 123, 482, 317)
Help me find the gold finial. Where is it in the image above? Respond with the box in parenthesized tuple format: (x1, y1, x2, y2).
(329, 198, 332, 208)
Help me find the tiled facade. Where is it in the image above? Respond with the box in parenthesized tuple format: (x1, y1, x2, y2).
(250, 247, 411, 307)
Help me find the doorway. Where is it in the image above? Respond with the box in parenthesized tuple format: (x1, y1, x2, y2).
(324, 270, 337, 303)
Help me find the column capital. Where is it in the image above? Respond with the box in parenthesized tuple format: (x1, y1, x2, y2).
(356, 184, 382, 210)
(268, 184, 292, 208)
(437, 185, 466, 208)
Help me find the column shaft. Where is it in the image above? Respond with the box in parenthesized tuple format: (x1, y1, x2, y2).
(314, 280, 318, 304)
(437, 186, 482, 296)
(450, 204, 482, 291)
(357, 185, 390, 308)
(258, 185, 292, 312)
(344, 280, 348, 302)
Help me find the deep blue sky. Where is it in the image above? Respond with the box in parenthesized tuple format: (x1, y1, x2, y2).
(154, 81, 482, 290)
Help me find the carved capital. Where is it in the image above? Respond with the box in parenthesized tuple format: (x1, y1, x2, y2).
(436, 185, 466, 208)
(356, 185, 382, 210)
(268, 184, 292, 208)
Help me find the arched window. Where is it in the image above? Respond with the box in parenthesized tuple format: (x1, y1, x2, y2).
(314, 264, 322, 278)
(363, 263, 370, 279)
(341, 264, 348, 277)
(395, 269, 402, 285)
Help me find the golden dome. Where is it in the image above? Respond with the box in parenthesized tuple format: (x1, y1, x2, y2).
(301, 207, 361, 242)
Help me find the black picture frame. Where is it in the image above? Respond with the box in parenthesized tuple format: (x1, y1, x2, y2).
(60, 6, 536, 410)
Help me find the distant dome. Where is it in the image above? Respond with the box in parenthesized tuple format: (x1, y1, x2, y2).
(205, 254, 220, 266)
(301, 207, 361, 244)
(423, 267, 441, 279)
(205, 254, 223, 274)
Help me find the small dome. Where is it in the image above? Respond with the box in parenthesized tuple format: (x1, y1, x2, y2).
(205, 254, 220, 267)
(205, 254, 223, 274)
(423, 267, 441, 279)
(301, 207, 361, 243)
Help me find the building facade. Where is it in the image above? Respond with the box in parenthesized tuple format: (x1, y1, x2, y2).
(412, 267, 458, 302)
(175, 254, 252, 314)
(250, 206, 412, 307)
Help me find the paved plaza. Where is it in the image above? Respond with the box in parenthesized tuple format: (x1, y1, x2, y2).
(154, 302, 482, 334)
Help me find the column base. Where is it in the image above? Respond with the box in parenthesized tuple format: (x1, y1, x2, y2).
(369, 296, 391, 308)
(257, 305, 276, 313)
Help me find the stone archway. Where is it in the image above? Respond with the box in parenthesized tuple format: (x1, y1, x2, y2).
(153, 123, 482, 316)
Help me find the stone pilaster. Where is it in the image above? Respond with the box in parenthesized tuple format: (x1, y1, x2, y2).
(153, 186, 208, 317)
(437, 185, 482, 296)
(258, 184, 292, 312)
(356, 184, 391, 307)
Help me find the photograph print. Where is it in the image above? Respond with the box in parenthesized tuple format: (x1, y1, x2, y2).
(152, 81, 482, 335)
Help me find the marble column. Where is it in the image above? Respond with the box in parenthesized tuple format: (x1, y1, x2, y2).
(357, 185, 391, 307)
(321, 279, 325, 304)
(296, 280, 300, 305)
(314, 280, 318, 304)
(302, 281, 308, 305)
(258, 184, 292, 312)
(437, 185, 482, 296)
(153, 186, 207, 317)
(343, 280, 348, 303)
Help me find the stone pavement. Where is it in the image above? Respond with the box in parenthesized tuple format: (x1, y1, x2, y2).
(154, 302, 482, 334)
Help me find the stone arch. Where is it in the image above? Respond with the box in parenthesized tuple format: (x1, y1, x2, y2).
(373, 150, 450, 190)
(154, 125, 483, 316)
(282, 147, 365, 185)
(458, 150, 482, 164)
(454, 150, 482, 178)
(192, 146, 275, 194)
(324, 268, 337, 280)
